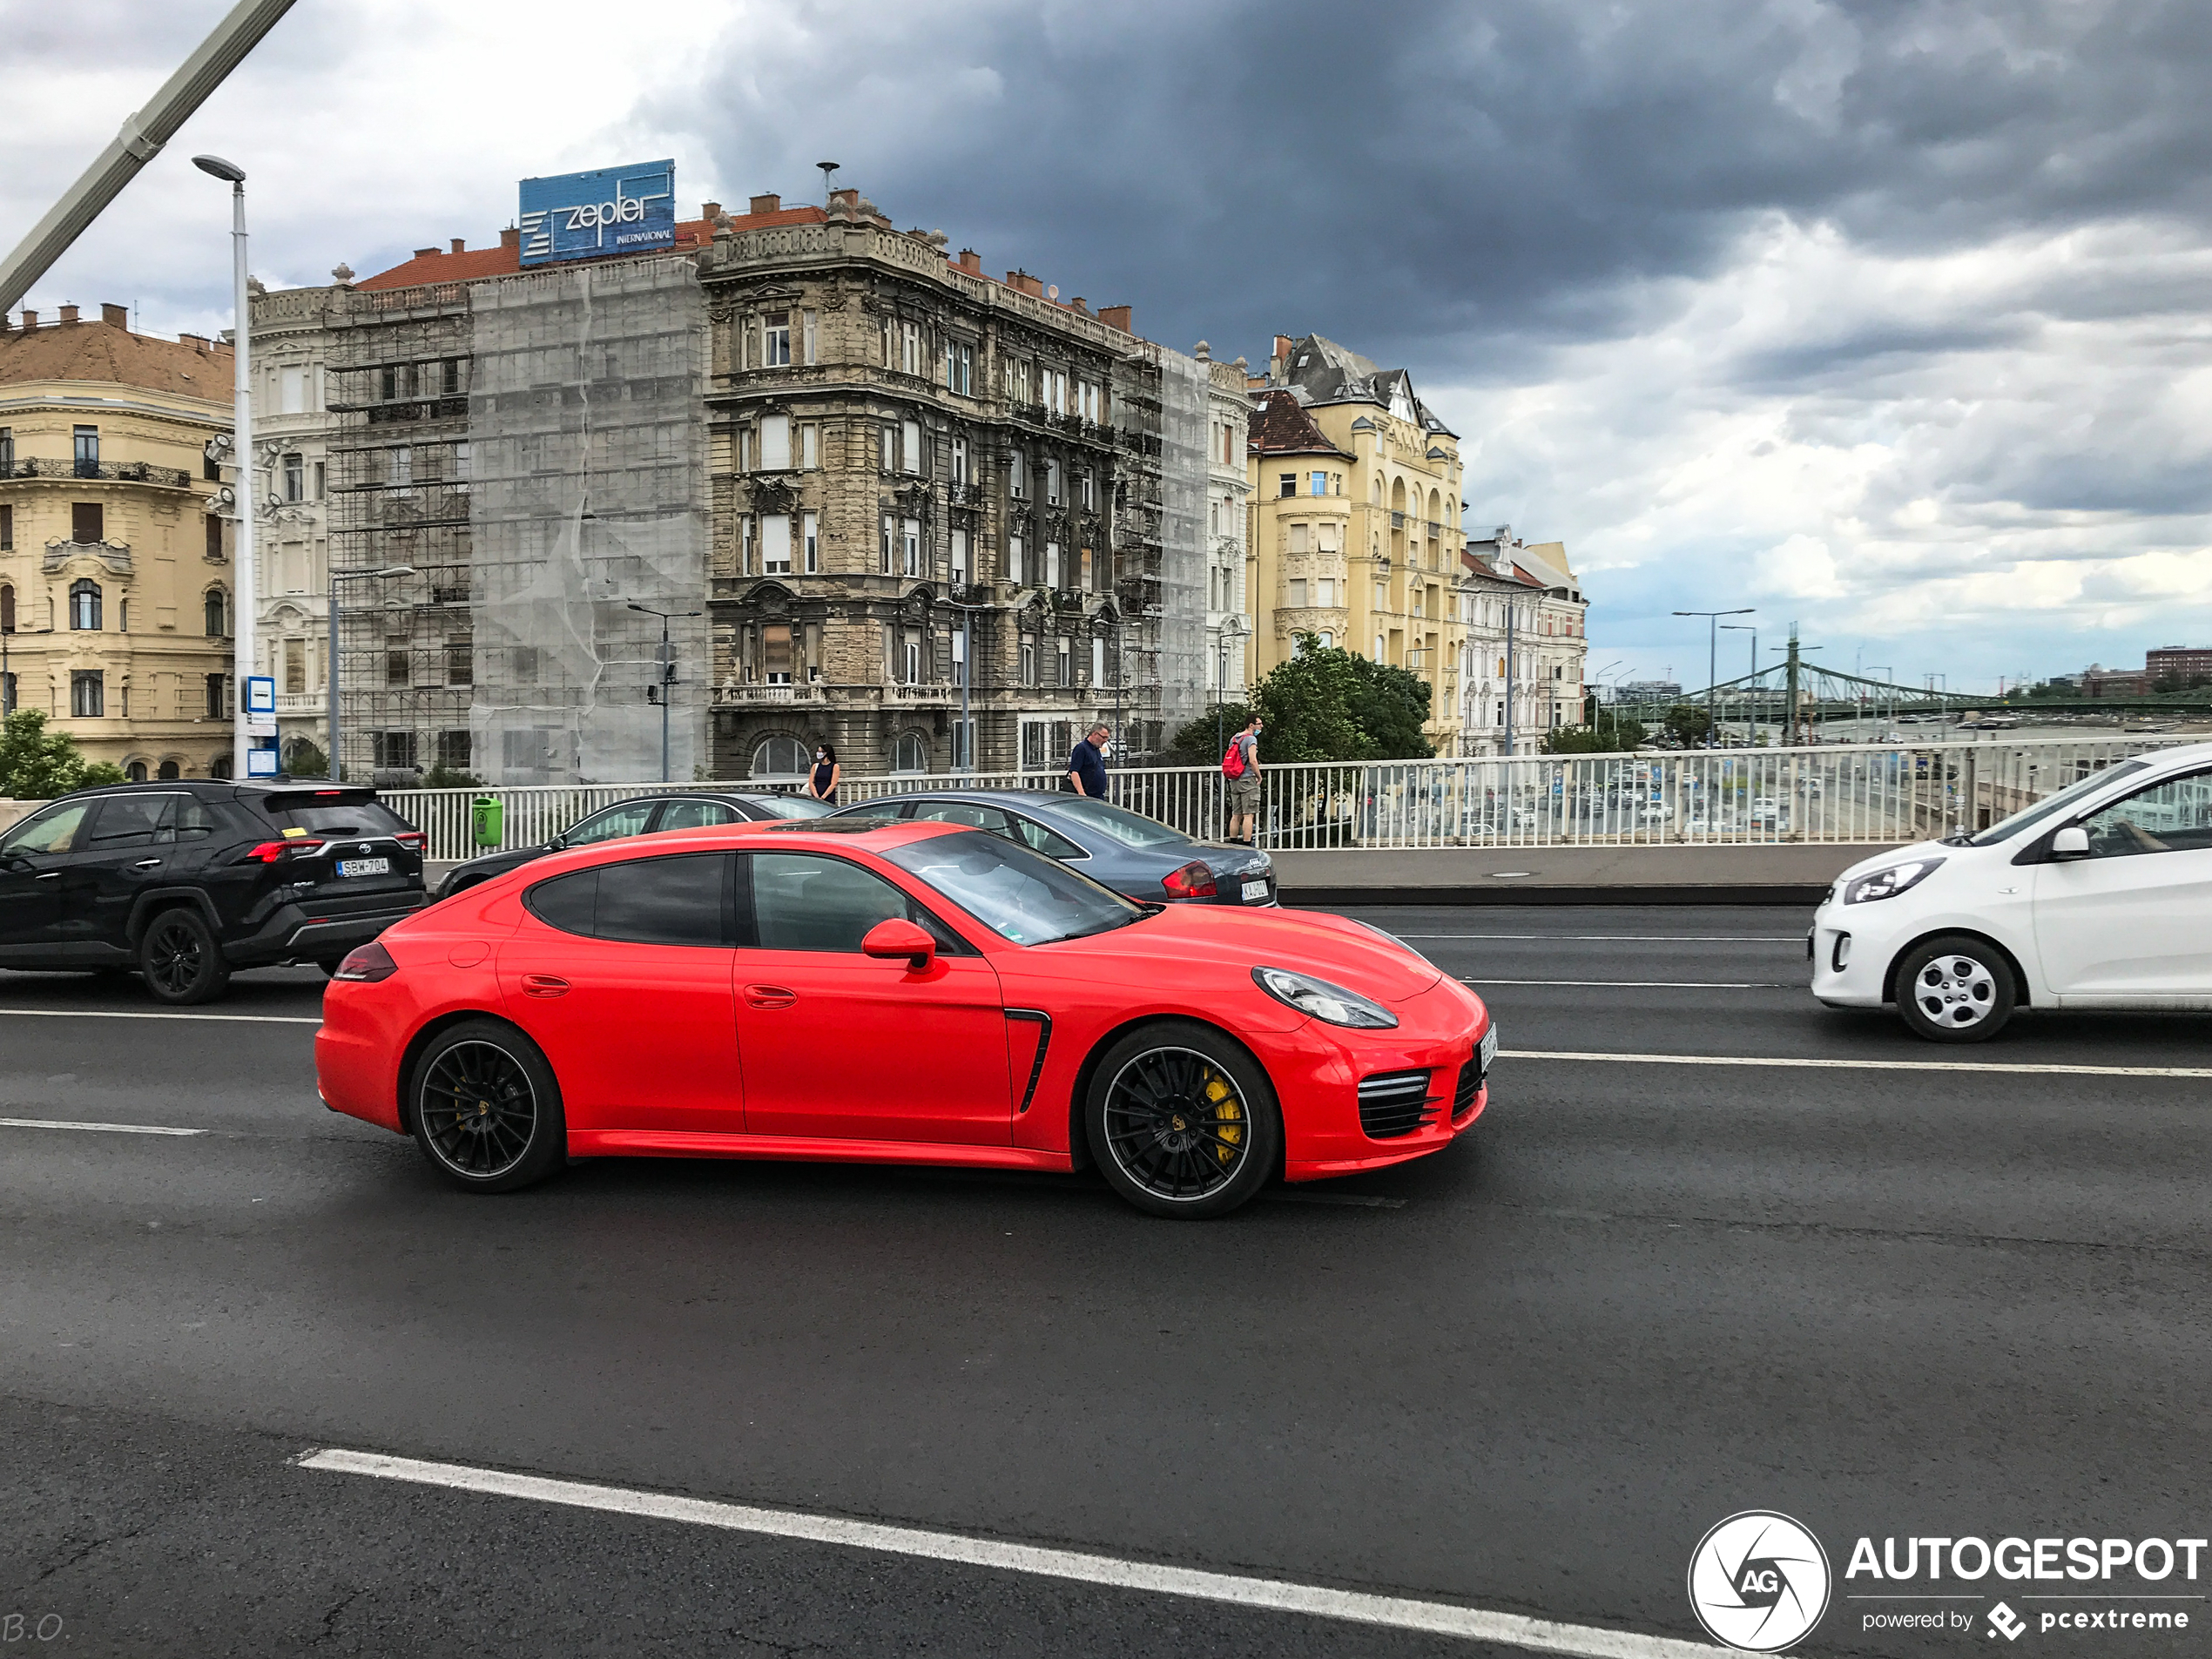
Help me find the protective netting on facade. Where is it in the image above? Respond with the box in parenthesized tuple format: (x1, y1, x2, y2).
(465, 260, 708, 784)
(1151, 345, 1210, 743)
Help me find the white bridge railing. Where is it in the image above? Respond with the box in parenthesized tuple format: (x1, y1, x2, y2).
(381, 736, 2200, 863)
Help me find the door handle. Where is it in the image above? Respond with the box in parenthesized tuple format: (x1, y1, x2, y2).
(35, 871, 60, 881)
(133, 858, 163, 869)
(744, 984, 797, 1009)
(521, 974, 570, 997)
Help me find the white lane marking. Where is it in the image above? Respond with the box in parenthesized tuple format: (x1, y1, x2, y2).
(0, 1116, 206, 1136)
(1403, 934, 1806, 942)
(0, 1008, 320, 1025)
(1465, 979, 1786, 990)
(299, 1448, 1721, 1657)
(1501, 1049, 2212, 1079)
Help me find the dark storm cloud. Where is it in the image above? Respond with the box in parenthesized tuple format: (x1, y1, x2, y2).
(658, 0, 2212, 373)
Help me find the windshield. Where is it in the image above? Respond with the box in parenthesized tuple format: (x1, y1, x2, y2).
(1043, 796, 1187, 849)
(884, 829, 1143, 945)
(754, 796, 835, 819)
(1966, 759, 2149, 846)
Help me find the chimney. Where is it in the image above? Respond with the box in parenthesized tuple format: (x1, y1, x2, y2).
(500, 226, 521, 251)
(179, 332, 207, 352)
(1008, 271, 1044, 298)
(957, 249, 981, 273)
(450, 237, 466, 253)
(1068, 296, 1088, 315)
(101, 303, 129, 328)
(1273, 334, 1293, 364)
(414, 246, 441, 260)
(58, 305, 80, 324)
(699, 201, 721, 221)
(1097, 305, 1133, 334)
(749, 192, 780, 215)
(17, 309, 34, 328)
(830, 187, 860, 212)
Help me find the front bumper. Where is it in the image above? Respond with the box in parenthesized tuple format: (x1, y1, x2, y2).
(1280, 978, 1493, 1181)
(1809, 898, 1906, 1008)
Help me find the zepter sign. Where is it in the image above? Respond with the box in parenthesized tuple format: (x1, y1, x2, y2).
(518, 161, 677, 266)
(1689, 1512, 1831, 1652)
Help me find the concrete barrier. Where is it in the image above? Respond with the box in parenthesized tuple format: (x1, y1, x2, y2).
(1271, 842, 1888, 906)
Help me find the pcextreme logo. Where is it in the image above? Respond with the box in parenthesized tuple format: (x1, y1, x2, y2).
(1688, 1511, 1832, 1652)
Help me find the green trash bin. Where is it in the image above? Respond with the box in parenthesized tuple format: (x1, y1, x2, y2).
(470, 794, 503, 849)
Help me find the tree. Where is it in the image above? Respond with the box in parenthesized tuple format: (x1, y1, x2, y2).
(1542, 711, 1647, 754)
(1163, 639, 1434, 766)
(284, 738, 329, 779)
(0, 710, 124, 798)
(1662, 704, 1712, 746)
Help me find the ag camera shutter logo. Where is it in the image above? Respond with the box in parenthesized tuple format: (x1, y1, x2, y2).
(1688, 1511, 1831, 1651)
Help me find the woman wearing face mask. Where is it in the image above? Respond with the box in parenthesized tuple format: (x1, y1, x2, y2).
(806, 742, 840, 806)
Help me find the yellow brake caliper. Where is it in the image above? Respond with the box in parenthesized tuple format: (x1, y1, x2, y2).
(1204, 1069, 1243, 1166)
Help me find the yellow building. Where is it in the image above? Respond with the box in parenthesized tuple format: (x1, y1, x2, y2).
(0, 306, 238, 779)
(1248, 334, 1467, 750)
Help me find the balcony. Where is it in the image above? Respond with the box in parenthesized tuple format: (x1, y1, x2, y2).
(274, 691, 324, 715)
(6, 457, 194, 489)
(715, 682, 826, 706)
(43, 538, 133, 574)
(883, 679, 960, 705)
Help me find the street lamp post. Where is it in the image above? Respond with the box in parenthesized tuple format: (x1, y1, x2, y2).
(326, 564, 414, 781)
(1675, 608, 1753, 747)
(941, 597, 991, 773)
(628, 604, 703, 783)
(1721, 624, 1757, 743)
(193, 154, 256, 781)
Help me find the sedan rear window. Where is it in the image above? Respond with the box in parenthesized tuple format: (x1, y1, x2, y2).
(260, 791, 411, 838)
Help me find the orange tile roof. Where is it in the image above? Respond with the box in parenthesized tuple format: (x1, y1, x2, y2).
(355, 206, 829, 292)
(0, 316, 233, 400)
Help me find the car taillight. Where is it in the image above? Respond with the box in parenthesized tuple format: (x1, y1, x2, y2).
(332, 942, 398, 982)
(243, 839, 326, 863)
(395, 831, 427, 852)
(1162, 860, 1218, 900)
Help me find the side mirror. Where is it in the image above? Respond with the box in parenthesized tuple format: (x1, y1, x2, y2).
(2050, 825, 2090, 860)
(862, 918, 936, 972)
(545, 834, 565, 853)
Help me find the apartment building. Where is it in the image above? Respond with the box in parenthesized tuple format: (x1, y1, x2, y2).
(1197, 344, 1253, 700)
(0, 306, 238, 778)
(1460, 525, 1588, 754)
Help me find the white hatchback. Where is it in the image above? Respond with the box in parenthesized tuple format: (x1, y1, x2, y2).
(1811, 743, 2212, 1041)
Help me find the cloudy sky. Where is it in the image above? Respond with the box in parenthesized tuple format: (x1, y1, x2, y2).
(7, 0, 2210, 693)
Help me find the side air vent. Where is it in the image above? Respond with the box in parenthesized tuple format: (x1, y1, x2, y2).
(1359, 1069, 1436, 1140)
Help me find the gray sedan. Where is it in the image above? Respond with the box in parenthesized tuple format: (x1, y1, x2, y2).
(831, 791, 1278, 907)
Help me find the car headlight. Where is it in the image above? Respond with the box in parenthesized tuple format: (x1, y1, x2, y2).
(1251, 966, 1399, 1028)
(1844, 857, 1944, 904)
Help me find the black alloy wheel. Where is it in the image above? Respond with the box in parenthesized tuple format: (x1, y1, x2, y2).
(1087, 1021, 1279, 1219)
(137, 907, 231, 1006)
(409, 1020, 566, 1192)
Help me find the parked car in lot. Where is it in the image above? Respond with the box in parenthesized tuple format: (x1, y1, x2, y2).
(829, 791, 1278, 907)
(316, 819, 1495, 1217)
(1750, 797, 1784, 827)
(1812, 743, 2212, 1041)
(434, 790, 833, 899)
(0, 781, 425, 1003)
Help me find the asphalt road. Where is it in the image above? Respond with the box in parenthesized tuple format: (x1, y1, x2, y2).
(3, 906, 2209, 1656)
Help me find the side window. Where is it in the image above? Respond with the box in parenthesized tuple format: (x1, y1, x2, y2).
(1010, 815, 1087, 860)
(658, 799, 739, 831)
(524, 853, 729, 946)
(907, 801, 1013, 835)
(747, 852, 959, 954)
(84, 795, 175, 850)
(2078, 770, 2212, 859)
(0, 802, 93, 857)
(172, 799, 219, 842)
(563, 800, 658, 846)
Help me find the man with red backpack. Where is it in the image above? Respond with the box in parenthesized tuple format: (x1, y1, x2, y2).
(1223, 712, 1263, 844)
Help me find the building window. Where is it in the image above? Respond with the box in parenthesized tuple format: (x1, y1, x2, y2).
(879, 425, 895, 471)
(1044, 459, 1061, 505)
(69, 579, 102, 631)
(956, 343, 973, 396)
(0, 505, 10, 550)
(3, 671, 18, 714)
(205, 589, 226, 637)
(1056, 637, 1071, 686)
(1008, 534, 1024, 583)
(800, 423, 818, 469)
(880, 514, 894, 576)
(1311, 471, 1325, 496)
(73, 425, 98, 477)
(446, 637, 473, 687)
(0, 426, 11, 473)
(761, 513, 792, 575)
(284, 638, 307, 693)
(1079, 547, 1093, 589)
(803, 510, 819, 575)
(206, 673, 227, 718)
(1091, 637, 1106, 685)
(1008, 448, 1025, 496)
(206, 514, 223, 560)
(70, 670, 104, 718)
(951, 436, 968, 487)
(389, 446, 412, 496)
(374, 729, 417, 771)
(1289, 578, 1308, 607)
(1044, 542, 1061, 587)
(901, 419, 921, 476)
(0, 583, 11, 631)
(438, 729, 471, 771)
(951, 527, 968, 583)
(759, 414, 791, 471)
(314, 461, 327, 499)
(1020, 634, 1036, 685)
(902, 637, 921, 685)
(1279, 473, 1296, 498)
(72, 502, 103, 543)
(879, 317, 894, 368)
(901, 516, 921, 578)
(802, 309, 817, 365)
(900, 320, 923, 377)
(894, 732, 927, 773)
(762, 311, 791, 367)
(1076, 381, 1100, 422)
(384, 648, 410, 688)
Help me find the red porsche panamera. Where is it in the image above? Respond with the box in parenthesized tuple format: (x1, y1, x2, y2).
(315, 819, 1494, 1217)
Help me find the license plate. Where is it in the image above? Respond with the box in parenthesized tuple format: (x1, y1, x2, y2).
(337, 857, 391, 878)
(1479, 1026, 1499, 1071)
(1241, 879, 1270, 902)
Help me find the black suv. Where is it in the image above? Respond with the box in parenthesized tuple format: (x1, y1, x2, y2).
(0, 781, 426, 1004)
